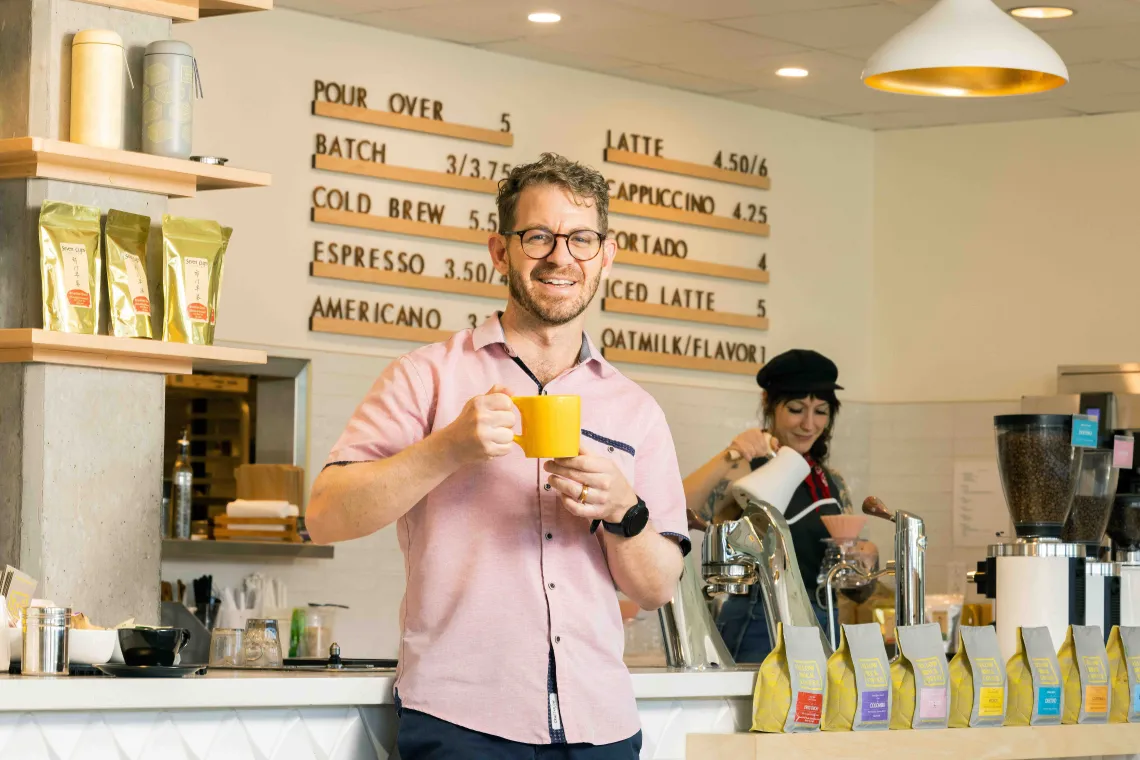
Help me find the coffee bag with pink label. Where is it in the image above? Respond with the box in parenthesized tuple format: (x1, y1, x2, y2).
(39, 200, 101, 334)
(890, 623, 950, 729)
(752, 622, 829, 733)
(105, 209, 153, 339)
(162, 214, 231, 345)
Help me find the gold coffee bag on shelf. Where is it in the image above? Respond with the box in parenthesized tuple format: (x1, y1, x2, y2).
(751, 623, 828, 733)
(890, 623, 950, 730)
(1107, 626, 1140, 723)
(948, 625, 1007, 728)
(1005, 626, 1064, 726)
(39, 201, 101, 333)
(162, 215, 231, 345)
(1059, 625, 1110, 724)
(105, 210, 153, 339)
(822, 622, 891, 731)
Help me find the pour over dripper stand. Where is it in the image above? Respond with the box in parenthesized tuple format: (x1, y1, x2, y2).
(820, 514, 882, 649)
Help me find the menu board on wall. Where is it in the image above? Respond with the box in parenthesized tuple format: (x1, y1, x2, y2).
(301, 78, 773, 379)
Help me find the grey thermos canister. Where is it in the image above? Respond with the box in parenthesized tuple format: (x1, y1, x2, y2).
(142, 40, 196, 159)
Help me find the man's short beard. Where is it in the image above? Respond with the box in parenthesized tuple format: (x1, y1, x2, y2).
(507, 258, 602, 327)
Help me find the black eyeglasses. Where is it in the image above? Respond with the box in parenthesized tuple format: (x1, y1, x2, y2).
(503, 228, 605, 262)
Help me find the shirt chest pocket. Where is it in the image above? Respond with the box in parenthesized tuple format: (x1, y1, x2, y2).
(580, 429, 636, 487)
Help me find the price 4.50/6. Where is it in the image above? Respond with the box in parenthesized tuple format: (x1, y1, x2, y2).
(714, 152, 767, 177)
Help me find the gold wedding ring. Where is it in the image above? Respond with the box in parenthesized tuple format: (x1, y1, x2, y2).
(579, 485, 590, 504)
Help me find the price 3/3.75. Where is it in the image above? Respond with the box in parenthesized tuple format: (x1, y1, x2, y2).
(447, 154, 512, 181)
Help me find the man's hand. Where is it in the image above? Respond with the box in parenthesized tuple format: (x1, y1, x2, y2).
(439, 385, 517, 466)
(727, 428, 779, 461)
(544, 449, 637, 524)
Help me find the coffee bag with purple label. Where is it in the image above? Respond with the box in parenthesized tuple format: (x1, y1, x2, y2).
(823, 622, 890, 731)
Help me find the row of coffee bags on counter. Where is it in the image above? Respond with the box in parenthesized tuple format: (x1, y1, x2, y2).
(751, 622, 1140, 733)
(38, 200, 232, 344)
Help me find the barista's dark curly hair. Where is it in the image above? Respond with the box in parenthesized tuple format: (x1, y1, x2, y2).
(762, 389, 841, 463)
(496, 153, 610, 235)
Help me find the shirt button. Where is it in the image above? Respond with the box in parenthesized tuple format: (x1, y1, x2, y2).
(545, 533, 553, 540)
(608, 446, 614, 453)
(544, 483, 551, 491)
(548, 582, 556, 589)
(554, 636, 561, 644)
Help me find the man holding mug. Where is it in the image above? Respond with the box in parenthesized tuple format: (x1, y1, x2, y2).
(307, 153, 688, 759)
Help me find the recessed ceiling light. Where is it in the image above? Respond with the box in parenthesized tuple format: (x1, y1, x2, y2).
(776, 67, 809, 78)
(1009, 6, 1074, 19)
(527, 11, 561, 23)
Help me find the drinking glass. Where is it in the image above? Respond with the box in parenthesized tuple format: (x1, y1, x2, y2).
(242, 619, 282, 668)
(209, 628, 244, 667)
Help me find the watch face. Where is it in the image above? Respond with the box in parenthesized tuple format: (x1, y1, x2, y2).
(625, 503, 650, 536)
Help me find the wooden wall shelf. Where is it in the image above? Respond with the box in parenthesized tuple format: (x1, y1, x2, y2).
(0, 329, 267, 375)
(602, 347, 761, 376)
(605, 149, 771, 190)
(313, 154, 497, 195)
(616, 249, 770, 284)
(609, 198, 769, 236)
(311, 261, 506, 299)
(310, 316, 453, 344)
(312, 207, 491, 246)
(74, 0, 271, 20)
(162, 539, 333, 561)
(313, 101, 514, 147)
(198, 0, 272, 17)
(602, 299, 769, 330)
(0, 137, 270, 198)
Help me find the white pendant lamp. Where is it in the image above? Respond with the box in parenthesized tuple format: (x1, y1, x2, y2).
(863, 0, 1068, 97)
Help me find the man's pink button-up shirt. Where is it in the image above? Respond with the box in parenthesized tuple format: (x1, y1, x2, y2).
(326, 314, 688, 745)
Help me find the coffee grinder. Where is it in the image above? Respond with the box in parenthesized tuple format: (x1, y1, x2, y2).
(970, 415, 1087, 659)
(1108, 493, 1140, 626)
(1061, 447, 1120, 639)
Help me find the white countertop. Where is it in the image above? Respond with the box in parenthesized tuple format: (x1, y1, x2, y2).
(0, 666, 757, 712)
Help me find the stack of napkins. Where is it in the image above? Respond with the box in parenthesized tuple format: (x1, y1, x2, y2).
(225, 500, 300, 531)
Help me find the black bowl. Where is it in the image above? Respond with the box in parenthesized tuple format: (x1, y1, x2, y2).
(118, 627, 191, 667)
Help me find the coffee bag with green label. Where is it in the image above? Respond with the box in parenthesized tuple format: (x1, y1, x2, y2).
(39, 200, 102, 334)
(162, 214, 231, 345)
(890, 623, 950, 730)
(105, 209, 153, 339)
(948, 625, 1007, 728)
(1107, 626, 1140, 723)
(823, 622, 891, 731)
(752, 622, 828, 733)
(1006, 626, 1064, 726)
(1059, 625, 1110, 724)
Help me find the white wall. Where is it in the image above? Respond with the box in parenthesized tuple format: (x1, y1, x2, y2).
(165, 9, 876, 657)
(873, 111, 1140, 403)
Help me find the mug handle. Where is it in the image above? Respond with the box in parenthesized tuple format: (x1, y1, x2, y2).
(181, 629, 192, 647)
(512, 399, 525, 450)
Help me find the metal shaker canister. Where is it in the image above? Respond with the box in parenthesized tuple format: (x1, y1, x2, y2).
(70, 30, 125, 149)
(21, 607, 71, 676)
(142, 40, 197, 159)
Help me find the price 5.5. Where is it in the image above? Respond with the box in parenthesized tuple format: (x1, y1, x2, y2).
(469, 210, 498, 231)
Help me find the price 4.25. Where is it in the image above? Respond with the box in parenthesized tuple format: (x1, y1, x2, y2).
(733, 202, 768, 225)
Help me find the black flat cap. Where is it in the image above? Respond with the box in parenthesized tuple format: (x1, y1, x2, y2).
(756, 349, 843, 393)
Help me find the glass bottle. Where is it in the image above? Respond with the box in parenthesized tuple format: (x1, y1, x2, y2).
(171, 430, 193, 539)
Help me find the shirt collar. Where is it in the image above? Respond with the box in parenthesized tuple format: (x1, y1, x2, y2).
(473, 312, 613, 378)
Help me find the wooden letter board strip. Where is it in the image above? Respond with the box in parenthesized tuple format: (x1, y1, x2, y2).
(311, 261, 506, 299)
(608, 198, 769, 237)
(605, 149, 771, 190)
(617, 249, 769, 284)
(312, 101, 514, 147)
(310, 317, 453, 344)
(602, 299, 768, 330)
(312, 207, 491, 245)
(603, 347, 761, 376)
(313, 154, 498, 195)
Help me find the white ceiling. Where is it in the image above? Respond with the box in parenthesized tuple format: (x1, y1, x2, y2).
(279, 0, 1140, 129)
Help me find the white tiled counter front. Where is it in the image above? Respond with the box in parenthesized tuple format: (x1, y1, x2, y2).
(0, 667, 757, 760)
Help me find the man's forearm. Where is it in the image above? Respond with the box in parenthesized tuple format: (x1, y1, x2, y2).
(307, 432, 459, 544)
(603, 524, 684, 611)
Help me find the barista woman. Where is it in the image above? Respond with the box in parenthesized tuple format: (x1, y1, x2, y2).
(682, 349, 853, 662)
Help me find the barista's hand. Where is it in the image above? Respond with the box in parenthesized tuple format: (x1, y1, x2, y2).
(545, 450, 637, 524)
(440, 385, 516, 466)
(728, 428, 779, 462)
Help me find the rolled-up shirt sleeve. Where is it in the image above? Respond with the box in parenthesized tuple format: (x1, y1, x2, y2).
(635, 403, 691, 556)
(325, 356, 433, 466)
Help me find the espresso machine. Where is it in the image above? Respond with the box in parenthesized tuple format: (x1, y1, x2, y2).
(969, 415, 1089, 658)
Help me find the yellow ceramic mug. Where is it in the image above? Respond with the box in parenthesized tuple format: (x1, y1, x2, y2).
(511, 395, 580, 458)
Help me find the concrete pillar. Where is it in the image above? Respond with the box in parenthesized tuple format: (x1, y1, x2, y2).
(0, 0, 174, 625)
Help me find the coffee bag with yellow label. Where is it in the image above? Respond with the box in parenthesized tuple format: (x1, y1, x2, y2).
(1005, 626, 1063, 726)
(105, 209, 153, 339)
(1059, 625, 1110, 724)
(948, 625, 1007, 728)
(162, 215, 231, 345)
(822, 622, 891, 731)
(1107, 625, 1140, 723)
(890, 623, 950, 730)
(39, 200, 102, 333)
(752, 622, 828, 733)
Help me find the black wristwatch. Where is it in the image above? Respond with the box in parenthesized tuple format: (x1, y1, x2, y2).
(590, 497, 650, 538)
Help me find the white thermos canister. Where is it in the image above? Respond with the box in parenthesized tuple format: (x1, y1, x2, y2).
(142, 40, 197, 159)
(70, 30, 125, 149)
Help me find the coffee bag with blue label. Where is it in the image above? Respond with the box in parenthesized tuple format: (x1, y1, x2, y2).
(1006, 626, 1063, 726)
